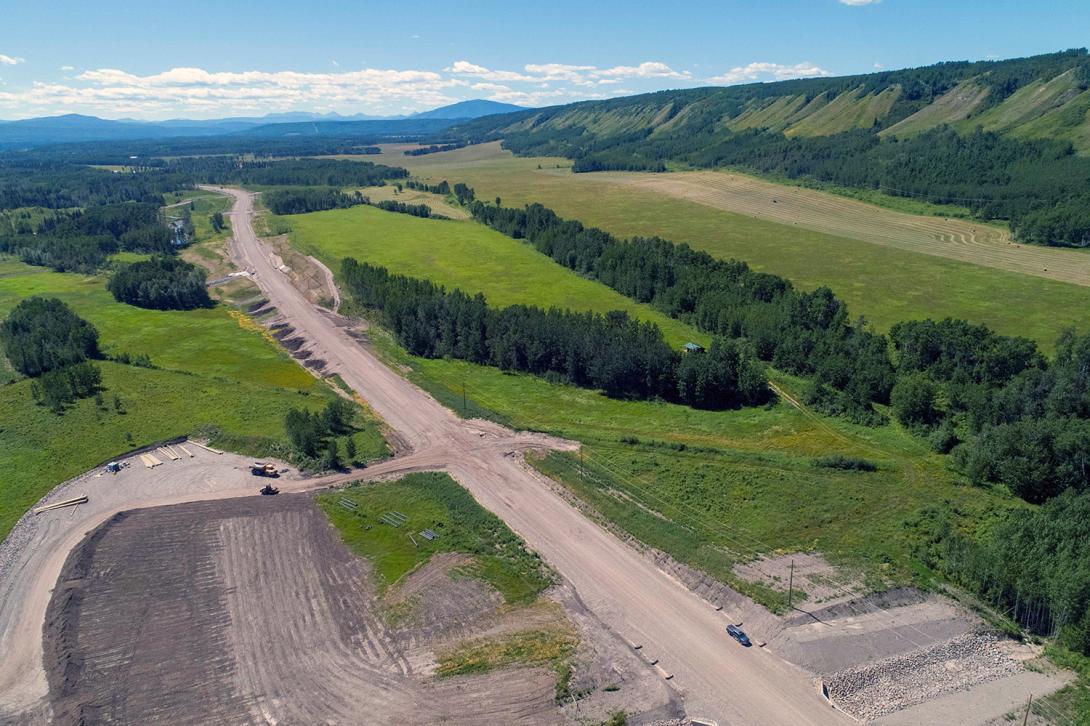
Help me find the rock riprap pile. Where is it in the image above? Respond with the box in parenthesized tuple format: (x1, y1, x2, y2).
(825, 632, 1022, 720)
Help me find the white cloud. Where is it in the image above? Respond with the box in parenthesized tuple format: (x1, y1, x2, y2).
(0, 58, 718, 119)
(453, 60, 689, 86)
(0, 54, 25, 65)
(707, 61, 832, 85)
(839, 0, 880, 5)
(447, 60, 536, 82)
(0, 65, 460, 118)
(594, 61, 690, 80)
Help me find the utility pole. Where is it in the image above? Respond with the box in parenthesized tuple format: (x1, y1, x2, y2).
(1021, 693, 1032, 726)
(462, 380, 466, 413)
(787, 559, 795, 610)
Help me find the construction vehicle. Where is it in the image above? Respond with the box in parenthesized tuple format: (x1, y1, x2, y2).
(250, 462, 279, 477)
(259, 483, 280, 496)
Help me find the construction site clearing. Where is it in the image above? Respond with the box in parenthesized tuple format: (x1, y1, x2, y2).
(0, 445, 679, 725)
(0, 443, 1073, 725)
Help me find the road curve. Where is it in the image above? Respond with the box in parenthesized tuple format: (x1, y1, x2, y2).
(216, 186, 849, 725)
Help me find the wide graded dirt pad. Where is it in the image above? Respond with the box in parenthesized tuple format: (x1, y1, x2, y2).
(0, 443, 304, 722)
(41, 494, 675, 725)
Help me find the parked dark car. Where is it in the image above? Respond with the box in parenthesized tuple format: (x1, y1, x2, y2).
(726, 624, 752, 647)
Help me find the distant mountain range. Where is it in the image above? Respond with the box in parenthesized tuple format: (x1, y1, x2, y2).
(0, 99, 526, 148)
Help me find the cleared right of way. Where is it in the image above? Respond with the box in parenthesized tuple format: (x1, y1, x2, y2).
(217, 185, 851, 725)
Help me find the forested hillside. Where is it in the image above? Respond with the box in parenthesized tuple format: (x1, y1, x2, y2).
(451, 49, 1090, 247)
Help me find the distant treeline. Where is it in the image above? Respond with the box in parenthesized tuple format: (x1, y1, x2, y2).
(0, 138, 381, 166)
(467, 198, 1090, 507)
(165, 157, 407, 188)
(0, 157, 408, 213)
(402, 179, 476, 205)
(372, 200, 438, 218)
(0, 162, 179, 210)
(404, 142, 467, 156)
(263, 187, 365, 215)
(107, 256, 212, 310)
(0, 202, 172, 273)
(341, 258, 770, 409)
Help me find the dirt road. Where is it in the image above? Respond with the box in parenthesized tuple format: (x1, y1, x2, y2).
(213, 185, 849, 725)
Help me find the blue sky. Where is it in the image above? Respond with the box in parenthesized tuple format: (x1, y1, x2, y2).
(0, 0, 1086, 119)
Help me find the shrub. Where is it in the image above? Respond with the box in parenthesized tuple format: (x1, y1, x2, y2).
(0, 296, 100, 376)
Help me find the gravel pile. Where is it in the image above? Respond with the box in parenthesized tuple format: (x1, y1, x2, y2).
(824, 632, 1022, 721)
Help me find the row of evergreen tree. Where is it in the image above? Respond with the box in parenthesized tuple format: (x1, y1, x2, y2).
(262, 187, 365, 215)
(372, 200, 437, 218)
(404, 142, 466, 156)
(470, 200, 893, 424)
(0, 157, 409, 213)
(466, 198, 1090, 504)
(400, 179, 476, 205)
(341, 258, 770, 409)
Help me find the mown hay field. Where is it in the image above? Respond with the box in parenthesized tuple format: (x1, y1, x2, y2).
(366, 142, 1090, 352)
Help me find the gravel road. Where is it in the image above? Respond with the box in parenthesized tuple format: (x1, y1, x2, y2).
(0, 187, 851, 725)
(213, 186, 851, 725)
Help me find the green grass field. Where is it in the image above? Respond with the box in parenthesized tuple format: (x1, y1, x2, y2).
(317, 472, 552, 603)
(281, 204, 709, 349)
(0, 257, 386, 539)
(277, 205, 1020, 603)
(363, 319, 1016, 609)
(387, 143, 1090, 352)
(0, 259, 312, 389)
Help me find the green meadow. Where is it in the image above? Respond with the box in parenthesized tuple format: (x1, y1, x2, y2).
(0, 257, 386, 539)
(388, 143, 1090, 352)
(281, 204, 709, 349)
(317, 472, 551, 604)
(360, 312, 1015, 609)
